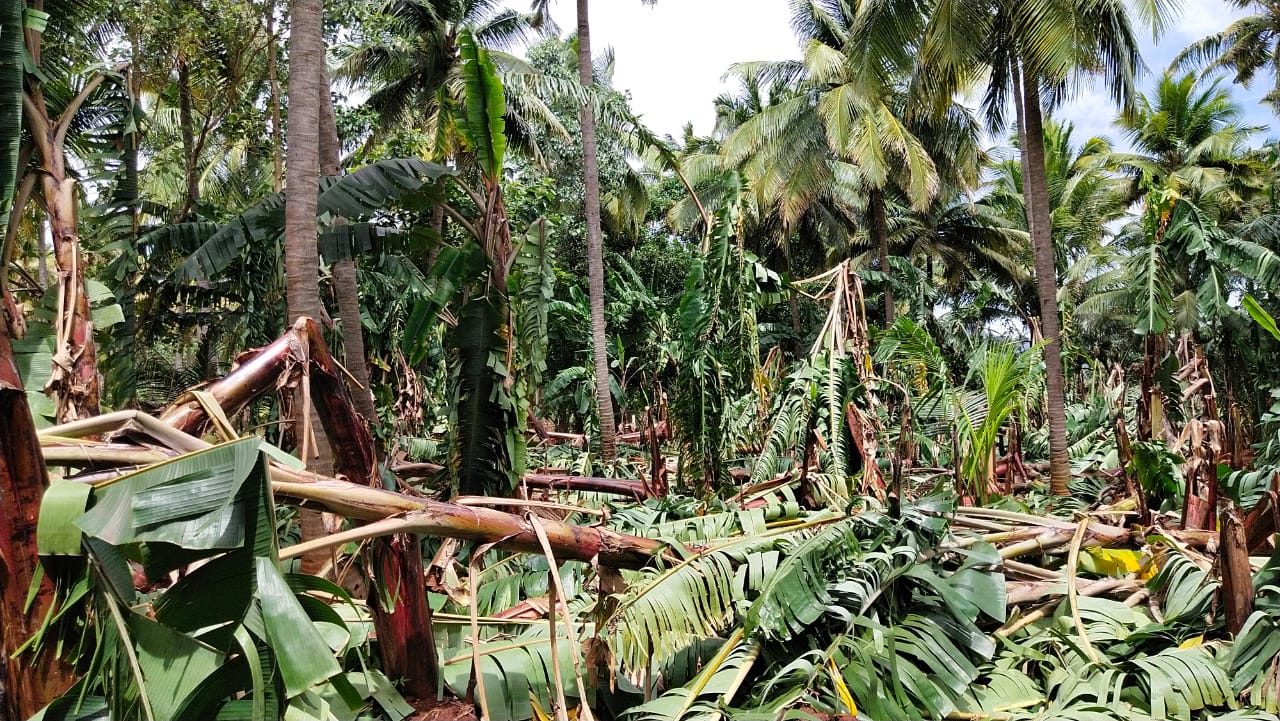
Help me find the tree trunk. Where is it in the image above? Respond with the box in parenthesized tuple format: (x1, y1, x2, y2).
(285, 0, 323, 334)
(427, 197, 445, 269)
(177, 58, 199, 220)
(314, 63, 436, 700)
(870, 187, 893, 325)
(265, 0, 284, 193)
(575, 0, 617, 462)
(782, 230, 802, 355)
(318, 65, 376, 426)
(1018, 71, 1071, 496)
(0, 315, 77, 720)
(284, 0, 336, 577)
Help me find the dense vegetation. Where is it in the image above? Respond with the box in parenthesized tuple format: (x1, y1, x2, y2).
(3, 0, 1280, 719)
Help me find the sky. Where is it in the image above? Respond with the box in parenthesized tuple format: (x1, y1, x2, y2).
(511, 0, 1274, 149)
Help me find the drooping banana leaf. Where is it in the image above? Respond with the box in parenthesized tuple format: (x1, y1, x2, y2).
(170, 157, 451, 282)
(451, 295, 516, 496)
(35, 438, 409, 720)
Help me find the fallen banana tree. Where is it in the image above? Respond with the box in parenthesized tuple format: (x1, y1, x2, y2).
(26, 413, 1280, 720)
(38, 423, 675, 572)
(47, 318, 438, 699)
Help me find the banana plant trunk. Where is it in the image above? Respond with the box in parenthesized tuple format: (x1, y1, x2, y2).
(1138, 333, 1165, 442)
(576, 0, 618, 462)
(1018, 69, 1071, 496)
(316, 66, 436, 698)
(40, 162, 100, 422)
(0, 315, 77, 719)
(159, 318, 438, 697)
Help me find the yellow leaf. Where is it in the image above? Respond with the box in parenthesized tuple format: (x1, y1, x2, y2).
(1179, 635, 1204, 650)
(829, 657, 857, 716)
(1082, 548, 1154, 580)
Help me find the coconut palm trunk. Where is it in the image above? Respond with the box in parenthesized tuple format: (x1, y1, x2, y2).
(318, 66, 377, 425)
(284, 0, 338, 575)
(1018, 71, 1071, 496)
(575, 0, 617, 461)
(870, 187, 894, 325)
(285, 0, 322, 333)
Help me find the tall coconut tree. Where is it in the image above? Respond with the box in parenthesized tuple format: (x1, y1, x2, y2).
(856, 0, 1172, 494)
(340, 0, 562, 162)
(573, 0, 619, 460)
(723, 10, 945, 325)
(985, 120, 1131, 314)
(283, 0, 338, 586)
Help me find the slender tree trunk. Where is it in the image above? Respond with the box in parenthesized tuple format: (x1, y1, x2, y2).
(782, 231, 802, 355)
(177, 59, 199, 220)
(266, 0, 283, 193)
(318, 66, 376, 425)
(285, 0, 335, 573)
(1018, 71, 1071, 496)
(924, 254, 935, 324)
(870, 187, 893, 325)
(575, 0, 617, 461)
(285, 0, 322, 333)
(427, 197, 444, 269)
(0, 315, 77, 719)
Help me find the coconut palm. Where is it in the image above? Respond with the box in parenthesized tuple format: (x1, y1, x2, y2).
(340, 0, 563, 163)
(985, 119, 1131, 319)
(1112, 71, 1265, 208)
(724, 0, 950, 325)
(1174, 1, 1280, 114)
(853, 0, 1171, 495)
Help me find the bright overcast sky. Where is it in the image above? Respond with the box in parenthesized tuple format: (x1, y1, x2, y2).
(511, 0, 1274, 148)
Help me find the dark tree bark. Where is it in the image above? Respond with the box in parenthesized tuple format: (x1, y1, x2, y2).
(177, 58, 200, 220)
(870, 187, 893, 325)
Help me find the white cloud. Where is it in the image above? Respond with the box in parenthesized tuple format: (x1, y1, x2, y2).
(514, 0, 798, 138)
(506, 1, 1272, 148)
(1174, 0, 1250, 39)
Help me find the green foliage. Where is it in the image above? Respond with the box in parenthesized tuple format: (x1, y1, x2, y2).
(1129, 441, 1186, 509)
(32, 439, 409, 720)
(959, 342, 1040, 499)
(458, 29, 507, 179)
(670, 207, 781, 490)
(0, 0, 21, 235)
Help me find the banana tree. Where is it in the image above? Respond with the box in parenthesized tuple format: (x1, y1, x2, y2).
(12, 1, 132, 422)
(1, 3, 78, 714)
